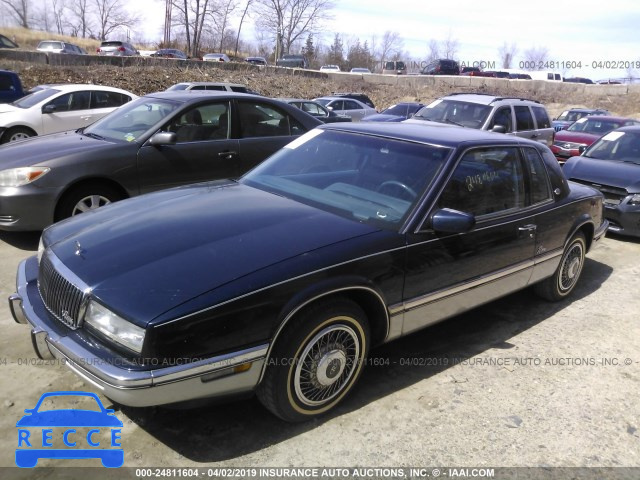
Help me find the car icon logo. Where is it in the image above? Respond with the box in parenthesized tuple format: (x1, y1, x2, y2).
(15, 391, 123, 468)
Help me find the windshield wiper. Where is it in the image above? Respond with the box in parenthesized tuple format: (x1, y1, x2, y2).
(444, 118, 464, 127)
(83, 131, 105, 140)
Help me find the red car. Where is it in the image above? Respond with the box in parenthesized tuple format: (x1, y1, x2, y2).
(551, 115, 640, 162)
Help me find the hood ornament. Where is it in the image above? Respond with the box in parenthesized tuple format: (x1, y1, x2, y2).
(75, 241, 85, 257)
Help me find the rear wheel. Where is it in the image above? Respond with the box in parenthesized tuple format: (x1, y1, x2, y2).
(257, 298, 369, 422)
(534, 231, 586, 301)
(2, 127, 34, 143)
(55, 184, 124, 221)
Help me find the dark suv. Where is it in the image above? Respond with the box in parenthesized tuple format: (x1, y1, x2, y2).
(552, 108, 611, 132)
(421, 59, 460, 75)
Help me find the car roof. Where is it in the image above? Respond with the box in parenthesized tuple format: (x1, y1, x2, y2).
(174, 82, 246, 87)
(439, 93, 540, 106)
(578, 115, 636, 122)
(320, 122, 547, 148)
(43, 84, 134, 94)
(146, 90, 266, 102)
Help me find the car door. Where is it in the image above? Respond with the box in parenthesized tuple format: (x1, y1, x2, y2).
(530, 105, 554, 146)
(41, 90, 92, 134)
(136, 100, 241, 193)
(86, 91, 132, 125)
(235, 99, 308, 172)
(512, 105, 542, 143)
(342, 99, 365, 121)
(401, 145, 537, 335)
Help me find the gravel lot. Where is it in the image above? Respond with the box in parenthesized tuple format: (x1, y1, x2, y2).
(0, 229, 638, 475)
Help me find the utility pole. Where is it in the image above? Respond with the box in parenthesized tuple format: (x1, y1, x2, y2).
(164, 0, 172, 46)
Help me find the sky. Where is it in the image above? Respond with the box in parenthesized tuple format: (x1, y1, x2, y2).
(129, 0, 639, 81)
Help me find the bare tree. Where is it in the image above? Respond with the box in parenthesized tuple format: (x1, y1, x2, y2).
(234, 0, 253, 57)
(212, 0, 238, 52)
(68, 0, 92, 38)
(522, 46, 549, 70)
(94, 0, 139, 40)
(378, 30, 403, 63)
(426, 38, 440, 63)
(255, 0, 334, 55)
(1, 0, 31, 28)
(172, 0, 215, 56)
(498, 41, 518, 69)
(441, 31, 458, 60)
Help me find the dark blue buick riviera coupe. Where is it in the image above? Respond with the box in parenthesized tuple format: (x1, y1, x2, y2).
(11, 123, 608, 422)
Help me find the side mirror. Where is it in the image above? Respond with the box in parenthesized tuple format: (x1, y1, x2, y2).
(431, 208, 475, 234)
(42, 105, 57, 114)
(491, 125, 506, 133)
(326, 106, 333, 111)
(578, 145, 586, 155)
(148, 132, 177, 146)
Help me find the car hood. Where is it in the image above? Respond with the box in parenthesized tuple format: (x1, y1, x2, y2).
(0, 131, 117, 167)
(362, 114, 405, 122)
(46, 182, 379, 326)
(0, 103, 19, 114)
(554, 131, 599, 144)
(563, 157, 640, 192)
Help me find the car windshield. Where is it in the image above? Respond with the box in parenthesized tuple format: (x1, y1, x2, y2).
(84, 96, 181, 142)
(557, 111, 587, 122)
(583, 130, 640, 164)
(381, 104, 410, 116)
(12, 88, 60, 108)
(241, 129, 451, 229)
(413, 99, 491, 128)
(567, 118, 622, 134)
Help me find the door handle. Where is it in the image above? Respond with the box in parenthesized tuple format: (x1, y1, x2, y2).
(218, 150, 238, 160)
(518, 224, 537, 238)
(530, 133, 539, 138)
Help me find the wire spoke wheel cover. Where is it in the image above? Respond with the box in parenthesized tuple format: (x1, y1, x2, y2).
(558, 240, 584, 292)
(293, 323, 360, 407)
(72, 195, 112, 215)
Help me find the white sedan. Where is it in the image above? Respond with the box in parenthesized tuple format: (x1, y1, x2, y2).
(0, 84, 137, 143)
(313, 96, 377, 122)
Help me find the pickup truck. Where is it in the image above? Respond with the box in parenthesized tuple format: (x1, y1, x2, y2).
(0, 70, 26, 103)
(276, 54, 308, 68)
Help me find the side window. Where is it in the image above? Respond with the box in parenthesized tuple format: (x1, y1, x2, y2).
(238, 102, 303, 138)
(46, 93, 74, 112)
(489, 106, 513, 132)
(329, 100, 343, 111)
(0, 74, 14, 91)
(166, 102, 230, 143)
(343, 100, 362, 110)
(191, 85, 207, 90)
(438, 147, 525, 217)
(90, 91, 130, 109)
(205, 85, 226, 91)
(531, 106, 551, 129)
(514, 106, 534, 131)
(302, 102, 322, 115)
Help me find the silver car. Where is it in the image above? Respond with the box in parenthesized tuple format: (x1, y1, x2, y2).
(37, 40, 85, 55)
(404, 93, 555, 146)
(313, 96, 377, 122)
(97, 40, 139, 56)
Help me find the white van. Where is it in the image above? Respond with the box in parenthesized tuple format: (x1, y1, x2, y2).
(529, 70, 563, 81)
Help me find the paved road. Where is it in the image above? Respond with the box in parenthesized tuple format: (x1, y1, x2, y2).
(0, 230, 638, 471)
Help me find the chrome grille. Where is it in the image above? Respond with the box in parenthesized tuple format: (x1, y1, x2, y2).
(38, 252, 89, 329)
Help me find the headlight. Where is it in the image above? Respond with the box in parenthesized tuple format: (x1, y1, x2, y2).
(84, 300, 145, 354)
(628, 194, 640, 206)
(37, 236, 45, 264)
(0, 167, 50, 187)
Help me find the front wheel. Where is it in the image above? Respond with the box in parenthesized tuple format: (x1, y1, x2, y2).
(2, 127, 34, 143)
(257, 298, 370, 422)
(55, 184, 124, 221)
(534, 231, 586, 301)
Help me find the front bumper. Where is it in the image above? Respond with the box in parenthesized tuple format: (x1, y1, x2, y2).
(0, 185, 57, 231)
(604, 204, 640, 238)
(9, 256, 268, 407)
